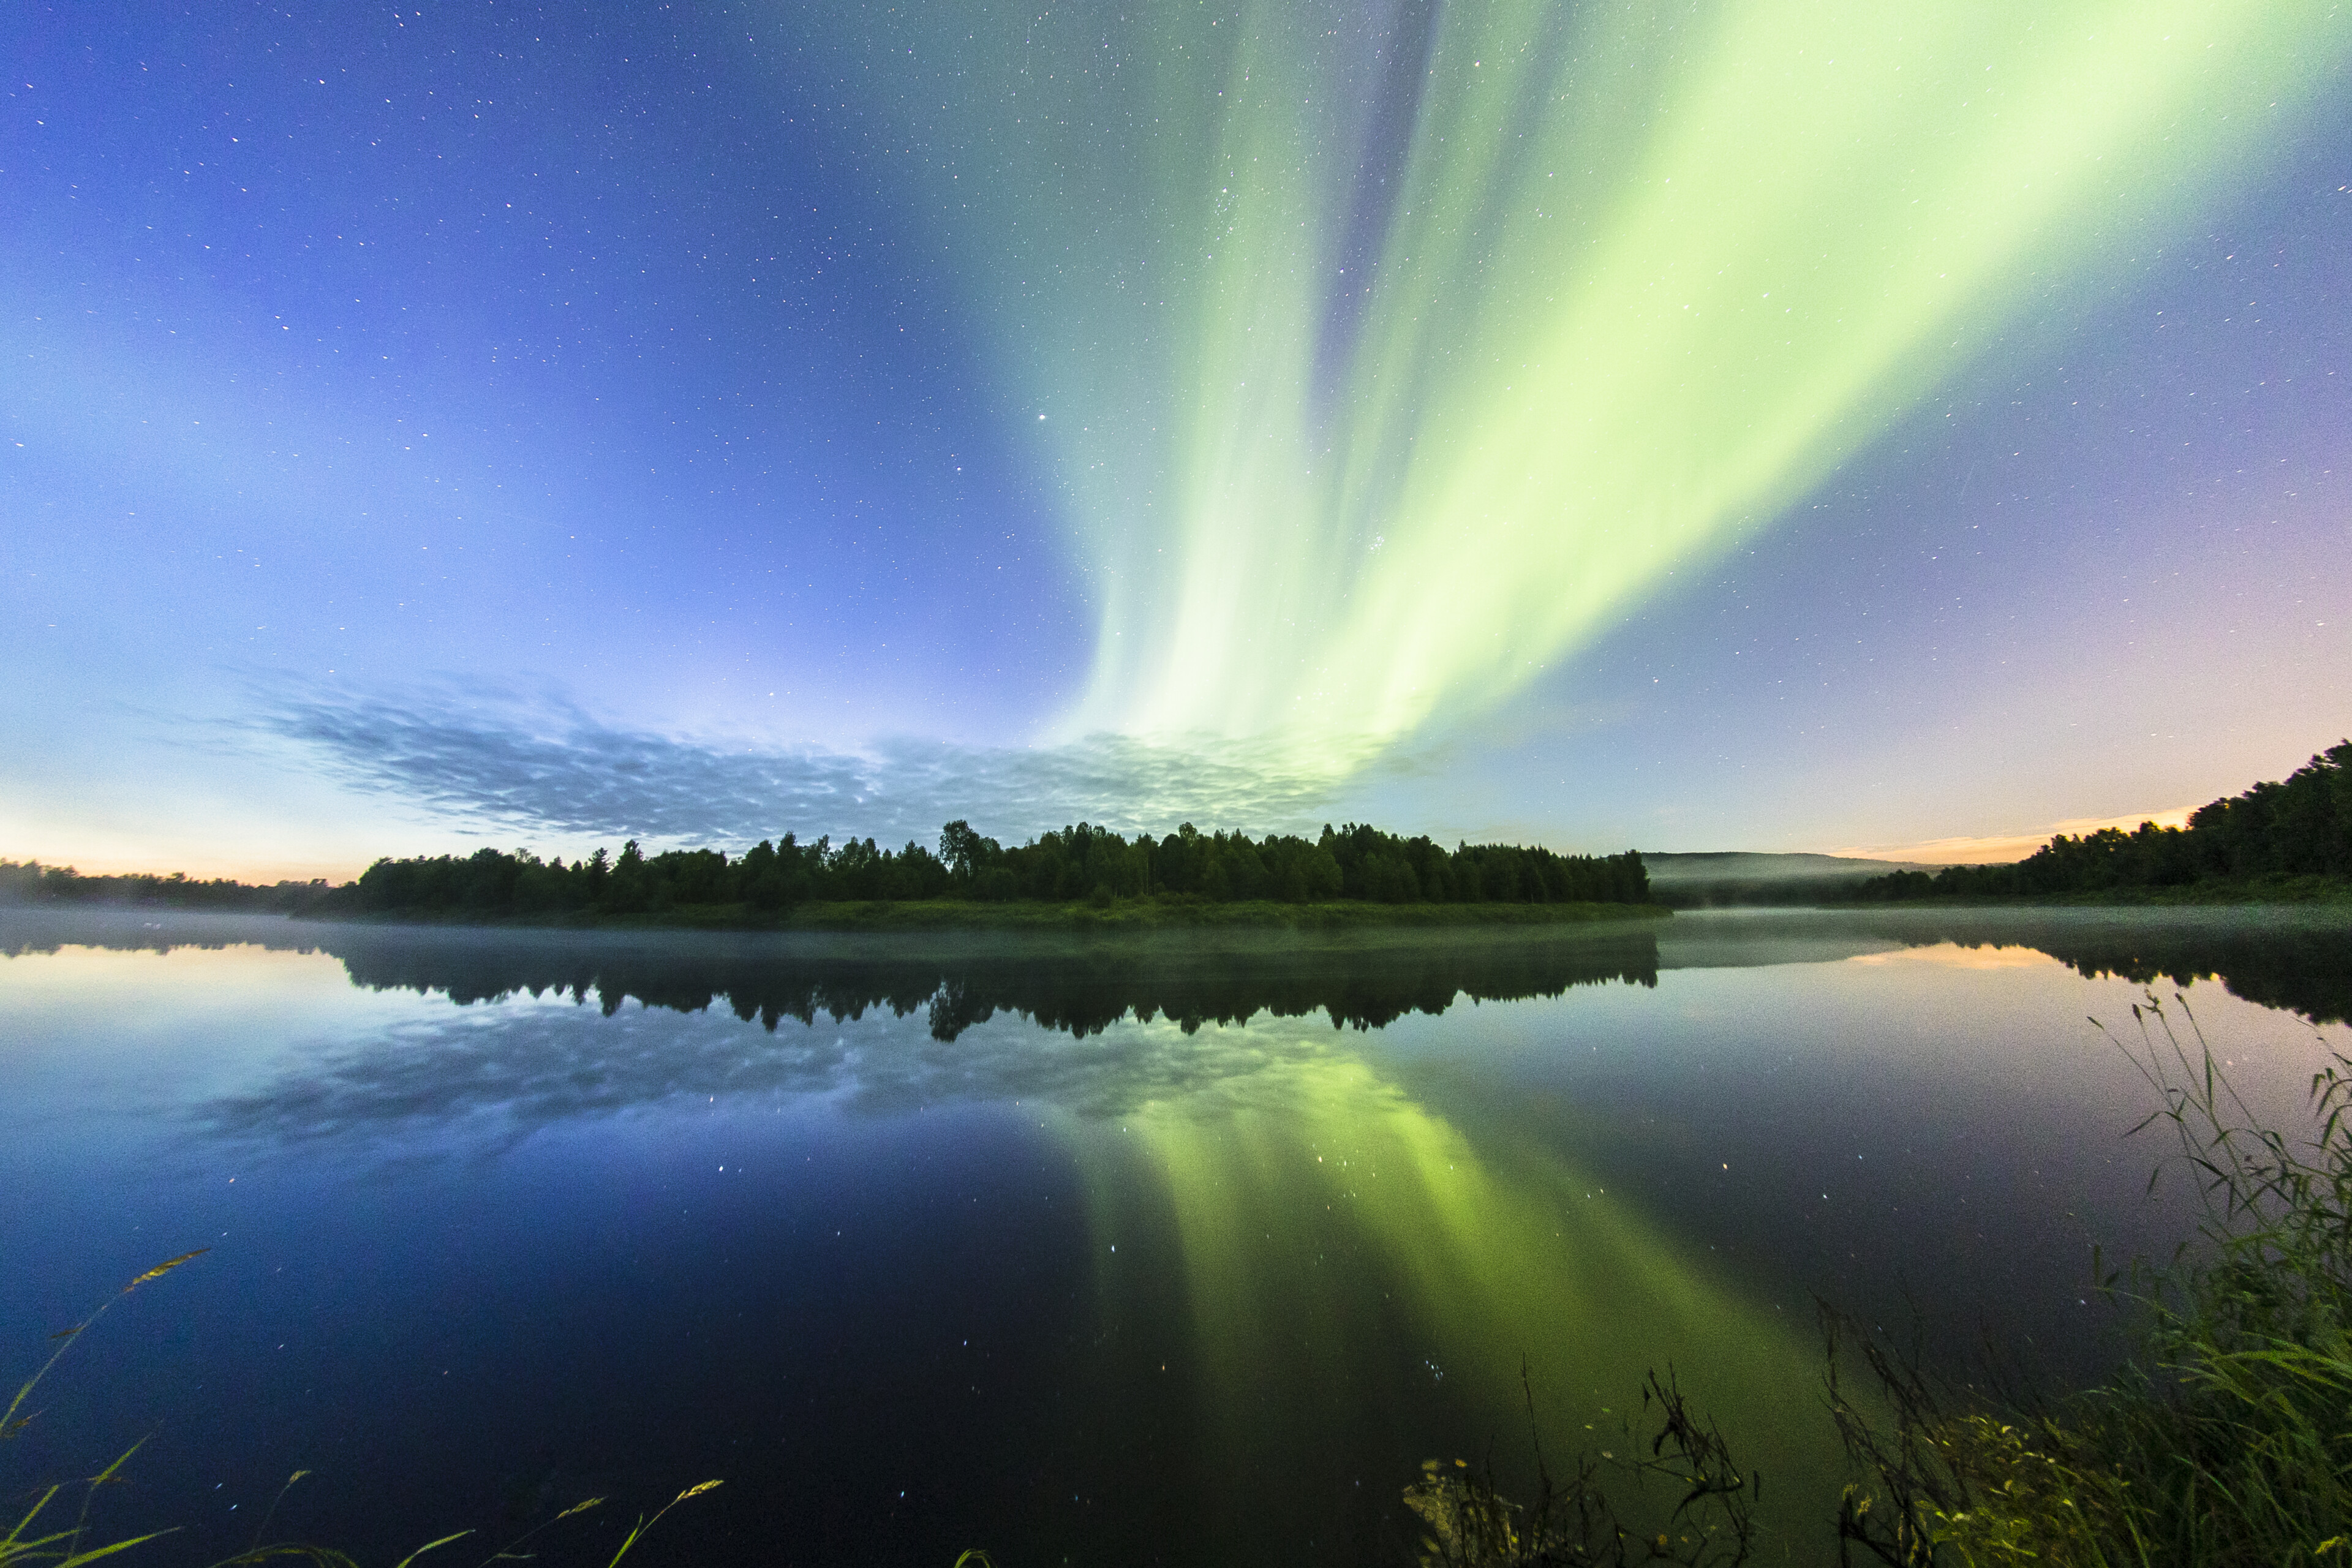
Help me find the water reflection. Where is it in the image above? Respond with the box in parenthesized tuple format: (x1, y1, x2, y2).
(4, 910, 1850, 1555)
(198, 987, 1369, 1146)
(7, 904, 2343, 1037)
(316, 924, 1662, 1039)
(1088, 1042, 1836, 1521)
(6, 905, 2348, 1563)
(1939, 913, 2350, 1025)
(1653, 907, 2352, 1025)
(124, 922, 1655, 1150)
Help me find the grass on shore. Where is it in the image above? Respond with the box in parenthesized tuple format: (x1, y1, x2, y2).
(1819, 992, 2352, 1566)
(1404, 1368, 1760, 1566)
(328, 895, 1671, 933)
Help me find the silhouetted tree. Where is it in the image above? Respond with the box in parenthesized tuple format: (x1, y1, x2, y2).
(1852, 739, 2352, 901)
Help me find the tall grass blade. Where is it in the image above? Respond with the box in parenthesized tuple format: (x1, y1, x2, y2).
(387, 1530, 473, 1568)
(51, 1528, 179, 1567)
(249, 1471, 312, 1551)
(211, 1545, 361, 1566)
(602, 1480, 720, 1568)
(120, 1253, 209, 1294)
(5, 1253, 209, 1447)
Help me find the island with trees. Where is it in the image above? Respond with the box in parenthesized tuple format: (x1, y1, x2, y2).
(3, 823, 1659, 930)
(325, 821, 1656, 929)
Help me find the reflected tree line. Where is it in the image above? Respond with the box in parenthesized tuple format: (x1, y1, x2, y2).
(356, 918, 2349, 1033)
(9, 906, 2343, 1029)
(324, 929, 1665, 1039)
(0, 919, 1660, 1040)
(1904, 916, 2352, 1027)
(331, 821, 1651, 918)
(1855, 741, 2352, 900)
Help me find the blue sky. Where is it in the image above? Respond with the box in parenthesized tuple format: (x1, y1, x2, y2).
(5, 2, 2348, 878)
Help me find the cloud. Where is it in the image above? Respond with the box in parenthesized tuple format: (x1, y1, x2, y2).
(251, 677, 1355, 846)
(1827, 807, 2198, 867)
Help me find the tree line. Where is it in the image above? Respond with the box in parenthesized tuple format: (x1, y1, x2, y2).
(0, 861, 339, 912)
(1853, 739, 2352, 901)
(328, 820, 1649, 918)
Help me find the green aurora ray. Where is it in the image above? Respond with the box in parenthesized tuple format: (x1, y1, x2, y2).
(806, 0, 2346, 777)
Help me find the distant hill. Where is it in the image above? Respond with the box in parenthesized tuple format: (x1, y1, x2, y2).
(1638, 851, 1939, 907)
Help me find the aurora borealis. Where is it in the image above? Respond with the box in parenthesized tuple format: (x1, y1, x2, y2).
(873, 0, 2343, 756)
(5, 2, 2350, 874)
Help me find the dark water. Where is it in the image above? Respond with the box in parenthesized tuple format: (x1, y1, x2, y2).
(4, 906, 2348, 1566)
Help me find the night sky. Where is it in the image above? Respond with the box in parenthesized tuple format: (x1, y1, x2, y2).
(6, 2, 2348, 879)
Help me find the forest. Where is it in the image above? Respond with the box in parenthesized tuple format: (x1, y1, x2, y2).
(0, 823, 1650, 920)
(1853, 739, 2352, 901)
(326, 821, 1649, 918)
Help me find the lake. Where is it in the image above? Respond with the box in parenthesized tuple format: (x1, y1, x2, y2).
(4, 905, 2348, 1566)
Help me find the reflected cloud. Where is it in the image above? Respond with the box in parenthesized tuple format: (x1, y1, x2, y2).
(190, 924, 1662, 1149)
(200, 1000, 1328, 1152)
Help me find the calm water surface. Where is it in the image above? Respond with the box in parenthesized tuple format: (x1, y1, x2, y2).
(4, 906, 2348, 1566)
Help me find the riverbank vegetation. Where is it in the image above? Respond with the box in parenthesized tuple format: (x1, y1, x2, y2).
(1852, 740, 2352, 905)
(1823, 993, 2352, 1564)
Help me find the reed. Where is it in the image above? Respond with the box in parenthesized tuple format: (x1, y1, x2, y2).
(1402, 1366, 1759, 1566)
(2, 1250, 208, 1568)
(1400, 993, 2352, 1566)
(1830, 992, 2352, 1566)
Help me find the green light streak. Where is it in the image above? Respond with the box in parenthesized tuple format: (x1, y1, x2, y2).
(808, 1, 2346, 776)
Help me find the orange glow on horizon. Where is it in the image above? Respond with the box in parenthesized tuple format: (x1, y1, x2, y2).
(1829, 806, 2199, 867)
